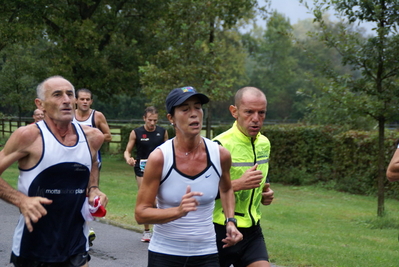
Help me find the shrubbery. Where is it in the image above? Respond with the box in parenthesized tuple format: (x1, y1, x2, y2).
(264, 124, 399, 198)
(120, 123, 399, 198)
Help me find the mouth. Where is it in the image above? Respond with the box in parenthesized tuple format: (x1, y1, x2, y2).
(189, 122, 201, 128)
(61, 108, 72, 113)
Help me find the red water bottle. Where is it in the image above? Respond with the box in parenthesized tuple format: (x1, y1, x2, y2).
(89, 196, 107, 217)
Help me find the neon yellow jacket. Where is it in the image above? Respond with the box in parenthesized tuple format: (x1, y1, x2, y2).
(213, 121, 270, 228)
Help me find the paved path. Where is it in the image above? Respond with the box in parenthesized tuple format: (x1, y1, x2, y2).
(0, 200, 279, 267)
(0, 201, 148, 267)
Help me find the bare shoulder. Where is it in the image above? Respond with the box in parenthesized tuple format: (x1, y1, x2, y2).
(1, 124, 41, 161)
(95, 110, 107, 120)
(10, 124, 41, 148)
(81, 125, 104, 149)
(148, 147, 164, 165)
(218, 145, 231, 164)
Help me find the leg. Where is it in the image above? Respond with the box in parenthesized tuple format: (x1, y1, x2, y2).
(136, 173, 152, 242)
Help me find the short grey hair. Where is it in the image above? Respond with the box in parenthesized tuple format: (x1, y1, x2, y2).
(36, 75, 74, 100)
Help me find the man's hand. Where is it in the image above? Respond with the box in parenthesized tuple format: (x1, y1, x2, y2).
(222, 223, 243, 248)
(88, 187, 108, 208)
(126, 157, 136, 166)
(234, 164, 263, 191)
(19, 196, 53, 232)
(261, 183, 274, 205)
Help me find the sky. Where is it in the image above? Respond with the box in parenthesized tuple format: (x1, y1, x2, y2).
(256, 0, 374, 34)
(268, 0, 314, 25)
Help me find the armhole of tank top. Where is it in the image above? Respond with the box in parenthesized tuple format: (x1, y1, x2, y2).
(207, 139, 221, 177)
(19, 123, 45, 171)
(160, 140, 174, 185)
(91, 110, 96, 128)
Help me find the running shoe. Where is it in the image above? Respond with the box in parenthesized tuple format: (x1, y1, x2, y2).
(89, 228, 96, 247)
(141, 230, 152, 242)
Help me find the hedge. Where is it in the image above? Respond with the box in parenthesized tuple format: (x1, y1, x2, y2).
(119, 123, 399, 198)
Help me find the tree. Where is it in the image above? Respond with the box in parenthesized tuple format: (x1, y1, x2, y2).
(302, 0, 399, 216)
(0, 42, 50, 118)
(244, 11, 304, 120)
(139, 0, 260, 137)
(0, 0, 171, 100)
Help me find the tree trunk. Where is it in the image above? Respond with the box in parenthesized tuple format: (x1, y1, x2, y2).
(377, 117, 385, 217)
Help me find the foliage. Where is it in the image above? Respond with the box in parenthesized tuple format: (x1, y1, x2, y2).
(0, 42, 49, 117)
(0, 0, 178, 100)
(259, 123, 399, 199)
(300, 0, 399, 216)
(245, 11, 305, 120)
(139, 0, 256, 125)
(265, 124, 340, 185)
(332, 130, 399, 196)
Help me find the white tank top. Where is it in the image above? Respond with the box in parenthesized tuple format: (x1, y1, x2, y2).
(148, 137, 222, 256)
(72, 109, 96, 127)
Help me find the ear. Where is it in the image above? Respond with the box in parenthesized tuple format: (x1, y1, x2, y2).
(166, 114, 174, 125)
(35, 98, 44, 110)
(229, 105, 238, 119)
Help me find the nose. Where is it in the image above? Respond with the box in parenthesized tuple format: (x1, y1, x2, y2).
(252, 113, 260, 123)
(62, 93, 72, 104)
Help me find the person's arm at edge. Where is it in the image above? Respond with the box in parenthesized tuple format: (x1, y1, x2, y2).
(123, 130, 136, 166)
(387, 147, 399, 181)
(95, 111, 112, 142)
(0, 126, 52, 232)
(218, 146, 243, 248)
(135, 148, 202, 224)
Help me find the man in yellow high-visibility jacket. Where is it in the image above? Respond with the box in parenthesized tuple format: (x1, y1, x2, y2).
(213, 86, 274, 267)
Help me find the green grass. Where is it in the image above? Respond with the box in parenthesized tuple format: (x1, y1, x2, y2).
(3, 155, 399, 266)
(264, 185, 399, 267)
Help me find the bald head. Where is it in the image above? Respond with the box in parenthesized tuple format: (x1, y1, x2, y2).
(36, 76, 75, 100)
(234, 87, 267, 108)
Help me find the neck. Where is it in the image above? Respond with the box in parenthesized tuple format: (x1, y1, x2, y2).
(144, 125, 155, 132)
(175, 137, 202, 156)
(76, 109, 92, 119)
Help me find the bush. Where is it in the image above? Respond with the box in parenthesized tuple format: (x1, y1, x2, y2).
(119, 122, 399, 199)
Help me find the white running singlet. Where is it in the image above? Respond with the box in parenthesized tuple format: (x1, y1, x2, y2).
(149, 137, 222, 256)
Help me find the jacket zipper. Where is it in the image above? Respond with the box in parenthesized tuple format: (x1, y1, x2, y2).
(248, 139, 256, 226)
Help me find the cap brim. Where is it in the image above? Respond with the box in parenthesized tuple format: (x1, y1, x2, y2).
(174, 93, 209, 107)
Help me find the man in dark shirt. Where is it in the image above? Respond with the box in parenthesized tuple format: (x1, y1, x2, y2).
(124, 106, 168, 242)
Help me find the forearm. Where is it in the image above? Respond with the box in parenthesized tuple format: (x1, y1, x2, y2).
(219, 188, 236, 218)
(135, 206, 182, 225)
(0, 177, 26, 208)
(123, 150, 132, 161)
(103, 133, 112, 142)
(88, 162, 100, 188)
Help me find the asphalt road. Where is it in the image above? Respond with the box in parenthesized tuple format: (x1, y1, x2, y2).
(0, 200, 148, 267)
(0, 200, 280, 267)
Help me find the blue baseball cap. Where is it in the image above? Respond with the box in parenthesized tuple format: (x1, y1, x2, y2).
(166, 86, 209, 114)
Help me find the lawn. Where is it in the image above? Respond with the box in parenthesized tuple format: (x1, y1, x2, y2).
(2, 154, 399, 266)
